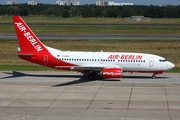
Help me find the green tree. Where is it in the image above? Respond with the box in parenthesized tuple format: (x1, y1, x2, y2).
(135, 7, 144, 16)
(0, 8, 6, 15)
(7, 6, 20, 15)
(81, 6, 91, 18)
(47, 7, 55, 15)
(20, 7, 29, 16)
(102, 7, 108, 17)
(145, 5, 158, 18)
(70, 7, 80, 17)
(121, 6, 135, 17)
(62, 10, 70, 18)
(111, 7, 120, 18)
(165, 6, 179, 18)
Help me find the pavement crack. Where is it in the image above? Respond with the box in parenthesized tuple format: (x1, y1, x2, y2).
(79, 81, 103, 120)
(33, 85, 69, 120)
(124, 77, 135, 120)
(164, 77, 172, 120)
(0, 81, 42, 113)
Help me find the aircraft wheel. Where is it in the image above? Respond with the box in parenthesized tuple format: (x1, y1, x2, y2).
(88, 72, 96, 80)
(88, 74, 93, 80)
(152, 74, 156, 79)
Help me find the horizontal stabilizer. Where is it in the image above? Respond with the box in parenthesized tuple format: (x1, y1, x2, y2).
(4, 52, 33, 57)
(18, 54, 33, 57)
(4, 52, 17, 55)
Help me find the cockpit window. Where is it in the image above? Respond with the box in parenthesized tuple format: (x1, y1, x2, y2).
(159, 59, 167, 62)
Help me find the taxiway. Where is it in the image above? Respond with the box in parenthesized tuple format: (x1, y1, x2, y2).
(1, 34, 180, 40)
(0, 71, 180, 120)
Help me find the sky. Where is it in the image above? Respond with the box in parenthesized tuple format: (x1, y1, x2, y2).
(0, 0, 179, 6)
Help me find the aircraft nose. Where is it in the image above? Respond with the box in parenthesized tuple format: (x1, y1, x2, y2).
(168, 62, 175, 69)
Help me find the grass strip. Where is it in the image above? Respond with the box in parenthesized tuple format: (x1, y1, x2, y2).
(0, 65, 55, 71)
(166, 67, 180, 73)
(1, 25, 180, 34)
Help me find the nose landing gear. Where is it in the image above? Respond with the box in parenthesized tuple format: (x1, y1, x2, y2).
(152, 71, 163, 79)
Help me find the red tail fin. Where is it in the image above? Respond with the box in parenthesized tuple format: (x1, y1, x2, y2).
(12, 16, 47, 53)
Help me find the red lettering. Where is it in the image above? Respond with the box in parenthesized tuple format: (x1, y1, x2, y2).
(108, 54, 143, 60)
(129, 55, 132, 59)
(125, 55, 129, 60)
(114, 55, 119, 59)
(108, 55, 113, 59)
(136, 55, 143, 60)
(132, 55, 134, 59)
(121, 55, 125, 59)
(108, 54, 120, 59)
(120, 55, 143, 60)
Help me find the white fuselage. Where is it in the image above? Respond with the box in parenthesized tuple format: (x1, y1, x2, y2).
(47, 46, 174, 72)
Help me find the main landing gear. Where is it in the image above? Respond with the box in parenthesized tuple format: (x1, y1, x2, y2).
(152, 74, 156, 79)
(88, 71, 96, 80)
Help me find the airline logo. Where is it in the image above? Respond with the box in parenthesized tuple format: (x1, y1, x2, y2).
(108, 54, 143, 60)
(103, 71, 121, 76)
(15, 22, 43, 52)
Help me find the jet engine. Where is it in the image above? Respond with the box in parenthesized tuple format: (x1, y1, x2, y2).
(102, 68, 122, 78)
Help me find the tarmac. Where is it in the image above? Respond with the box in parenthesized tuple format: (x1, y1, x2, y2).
(0, 71, 180, 120)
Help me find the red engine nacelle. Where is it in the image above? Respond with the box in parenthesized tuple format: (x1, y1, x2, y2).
(102, 68, 123, 78)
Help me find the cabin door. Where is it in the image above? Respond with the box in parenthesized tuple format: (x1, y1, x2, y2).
(149, 57, 154, 67)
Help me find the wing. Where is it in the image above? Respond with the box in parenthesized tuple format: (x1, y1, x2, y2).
(55, 65, 121, 71)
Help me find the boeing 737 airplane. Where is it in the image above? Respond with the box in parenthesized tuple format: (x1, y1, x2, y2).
(12, 16, 174, 79)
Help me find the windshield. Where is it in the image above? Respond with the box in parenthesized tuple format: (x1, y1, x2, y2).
(159, 59, 167, 62)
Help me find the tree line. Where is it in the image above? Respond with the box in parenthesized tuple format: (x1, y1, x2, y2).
(0, 4, 180, 18)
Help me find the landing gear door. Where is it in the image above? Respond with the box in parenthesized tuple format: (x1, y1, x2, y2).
(149, 57, 154, 67)
(43, 55, 48, 64)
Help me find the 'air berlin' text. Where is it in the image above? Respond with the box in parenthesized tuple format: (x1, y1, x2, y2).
(15, 22, 43, 52)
